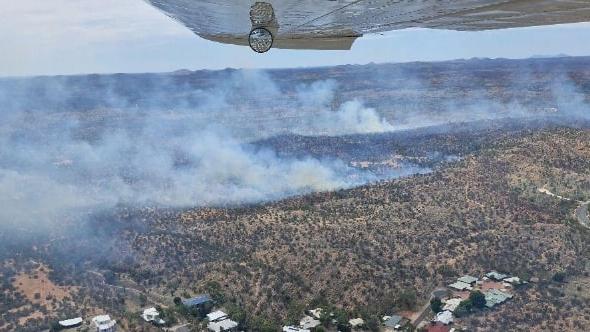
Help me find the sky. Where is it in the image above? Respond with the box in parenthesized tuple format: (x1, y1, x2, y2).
(2, 0, 590, 77)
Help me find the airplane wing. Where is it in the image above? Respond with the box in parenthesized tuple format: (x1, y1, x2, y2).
(144, 0, 590, 52)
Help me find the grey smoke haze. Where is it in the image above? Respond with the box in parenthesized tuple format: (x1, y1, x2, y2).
(1, 67, 588, 230)
(0, 70, 406, 229)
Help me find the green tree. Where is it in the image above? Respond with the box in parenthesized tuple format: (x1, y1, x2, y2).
(430, 297, 442, 313)
(250, 315, 280, 332)
(205, 281, 225, 303)
(469, 291, 486, 309)
(333, 308, 350, 332)
(226, 302, 247, 327)
(454, 300, 472, 317)
(552, 271, 566, 283)
(49, 321, 62, 332)
(397, 289, 417, 310)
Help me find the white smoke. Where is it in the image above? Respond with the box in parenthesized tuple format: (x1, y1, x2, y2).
(0, 71, 401, 229)
(292, 79, 395, 136)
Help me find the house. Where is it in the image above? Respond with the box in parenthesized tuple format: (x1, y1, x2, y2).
(300, 315, 321, 329)
(484, 289, 513, 308)
(486, 271, 509, 281)
(434, 311, 454, 325)
(207, 319, 238, 332)
(58, 317, 83, 329)
(206, 310, 238, 332)
(92, 315, 117, 332)
(207, 310, 228, 322)
(426, 322, 451, 332)
(142, 307, 165, 325)
(308, 308, 323, 319)
(383, 315, 403, 330)
(182, 294, 213, 307)
(457, 275, 478, 285)
(442, 298, 462, 313)
(504, 276, 527, 286)
(349, 318, 365, 329)
(283, 326, 310, 332)
(449, 281, 472, 291)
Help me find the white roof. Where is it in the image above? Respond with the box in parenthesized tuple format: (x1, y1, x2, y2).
(504, 276, 527, 284)
(457, 275, 478, 284)
(449, 281, 472, 291)
(283, 326, 310, 332)
(58, 317, 83, 327)
(208, 318, 238, 332)
(442, 298, 462, 312)
(435, 311, 454, 325)
(300, 315, 321, 329)
(349, 318, 365, 327)
(143, 307, 159, 315)
(309, 308, 323, 319)
(92, 315, 116, 330)
(142, 307, 163, 322)
(207, 310, 228, 322)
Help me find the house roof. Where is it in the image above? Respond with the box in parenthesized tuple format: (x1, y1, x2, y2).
(486, 271, 509, 281)
(435, 311, 454, 325)
(349, 318, 365, 327)
(427, 322, 451, 332)
(92, 315, 116, 330)
(207, 319, 238, 332)
(183, 294, 212, 307)
(504, 276, 527, 285)
(484, 289, 513, 307)
(383, 315, 403, 327)
(457, 275, 478, 284)
(442, 298, 462, 312)
(309, 308, 323, 319)
(300, 315, 321, 329)
(58, 317, 83, 327)
(449, 281, 472, 291)
(207, 310, 228, 322)
(143, 307, 159, 315)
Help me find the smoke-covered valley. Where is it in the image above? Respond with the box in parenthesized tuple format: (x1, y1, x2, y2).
(0, 57, 589, 230)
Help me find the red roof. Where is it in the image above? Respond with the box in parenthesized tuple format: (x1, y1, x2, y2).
(427, 323, 451, 332)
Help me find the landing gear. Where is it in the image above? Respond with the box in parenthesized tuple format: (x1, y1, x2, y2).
(249, 27, 274, 53)
(248, 2, 276, 53)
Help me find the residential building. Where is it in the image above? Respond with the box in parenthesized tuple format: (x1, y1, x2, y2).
(182, 294, 213, 307)
(207, 319, 238, 332)
(486, 271, 509, 281)
(449, 281, 472, 291)
(142, 307, 165, 325)
(308, 308, 323, 319)
(58, 317, 83, 329)
(207, 310, 228, 322)
(206, 310, 238, 332)
(92, 315, 117, 332)
(426, 322, 451, 332)
(349, 318, 365, 329)
(442, 298, 462, 313)
(457, 275, 478, 285)
(484, 289, 513, 308)
(434, 311, 454, 325)
(300, 315, 321, 329)
(383, 315, 403, 330)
